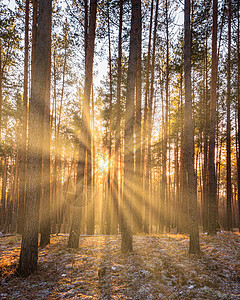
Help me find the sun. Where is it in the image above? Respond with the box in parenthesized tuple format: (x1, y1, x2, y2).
(98, 156, 109, 173)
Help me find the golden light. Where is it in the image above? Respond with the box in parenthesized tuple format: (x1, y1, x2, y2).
(97, 156, 109, 173)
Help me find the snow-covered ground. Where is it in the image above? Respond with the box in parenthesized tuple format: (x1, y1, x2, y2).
(1, 231, 240, 299)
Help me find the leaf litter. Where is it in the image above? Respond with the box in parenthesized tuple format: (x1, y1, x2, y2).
(0, 231, 240, 299)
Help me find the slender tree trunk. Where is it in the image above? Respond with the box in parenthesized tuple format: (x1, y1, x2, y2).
(68, 0, 97, 247)
(165, 0, 169, 231)
(143, 0, 153, 233)
(146, 0, 159, 234)
(17, 0, 52, 276)
(208, 0, 218, 235)
(0, 39, 2, 137)
(86, 1, 96, 236)
(184, 0, 200, 254)
(237, 0, 240, 232)
(202, 30, 208, 233)
(106, 4, 113, 235)
(52, 49, 57, 234)
(134, 0, 142, 233)
(17, 0, 29, 234)
(91, 86, 96, 231)
(31, 0, 38, 91)
(121, 0, 141, 253)
(226, 0, 232, 231)
(40, 15, 52, 246)
(113, 0, 123, 235)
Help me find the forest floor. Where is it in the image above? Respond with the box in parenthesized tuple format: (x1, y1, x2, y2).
(0, 231, 240, 299)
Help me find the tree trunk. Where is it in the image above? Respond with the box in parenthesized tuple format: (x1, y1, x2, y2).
(17, 0, 29, 234)
(184, 0, 200, 254)
(113, 0, 123, 235)
(106, 4, 113, 235)
(165, 0, 169, 232)
(40, 17, 52, 246)
(134, 0, 142, 233)
(17, 0, 52, 276)
(121, 0, 141, 253)
(208, 0, 218, 235)
(68, 0, 97, 247)
(143, 0, 154, 234)
(146, 0, 159, 234)
(202, 28, 208, 233)
(0, 38, 2, 137)
(237, 0, 240, 232)
(226, 0, 232, 231)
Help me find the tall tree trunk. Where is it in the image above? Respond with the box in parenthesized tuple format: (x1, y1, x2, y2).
(17, 0, 52, 276)
(0, 39, 2, 137)
(237, 0, 240, 232)
(184, 0, 200, 254)
(202, 29, 208, 233)
(85, 1, 96, 236)
(208, 0, 218, 235)
(226, 0, 232, 231)
(146, 0, 159, 234)
(31, 0, 38, 91)
(68, 0, 97, 247)
(40, 17, 52, 246)
(113, 0, 123, 235)
(17, 0, 29, 234)
(143, 0, 154, 233)
(121, 0, 141, 253)
(165, 0, 169, 232)
(106, 4, 113, 235)
(134, 0, 142, 233)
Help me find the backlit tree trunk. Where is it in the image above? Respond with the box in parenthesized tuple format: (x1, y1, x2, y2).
(68, 0, 97, 247)
(208, 0, 218, 235)
(226, 0, 232, 231)
(184, 0, 200, 254)
(143, 0, 153, 233)
(237, 0, 240, 232)
(17, 0, 52, 276)
(121, 0, 141, 253)
(17, 0, 29, 234)
(113, 0, 123, 235)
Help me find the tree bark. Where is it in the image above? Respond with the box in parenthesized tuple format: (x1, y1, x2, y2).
(40, 14, 52, 246)
(237, 0, 240, 232)
(17, 0, 52, 276)
(184, 0, 200, 254)
(113, 0, 123, 235)
(226, 0, 232, 231)
(143, 0, 154, 234)
(134, 0, 142, 233)
(146, 0, 159, 234)
(68, 0, 97, 247)
(106, 4, 113, 235)
(208, 0, 218, 235)
(121, 0, 141, 253)
(17, 0, 29, 234)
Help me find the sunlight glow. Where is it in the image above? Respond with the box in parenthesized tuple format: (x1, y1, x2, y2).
(98, 156, 109, 173)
